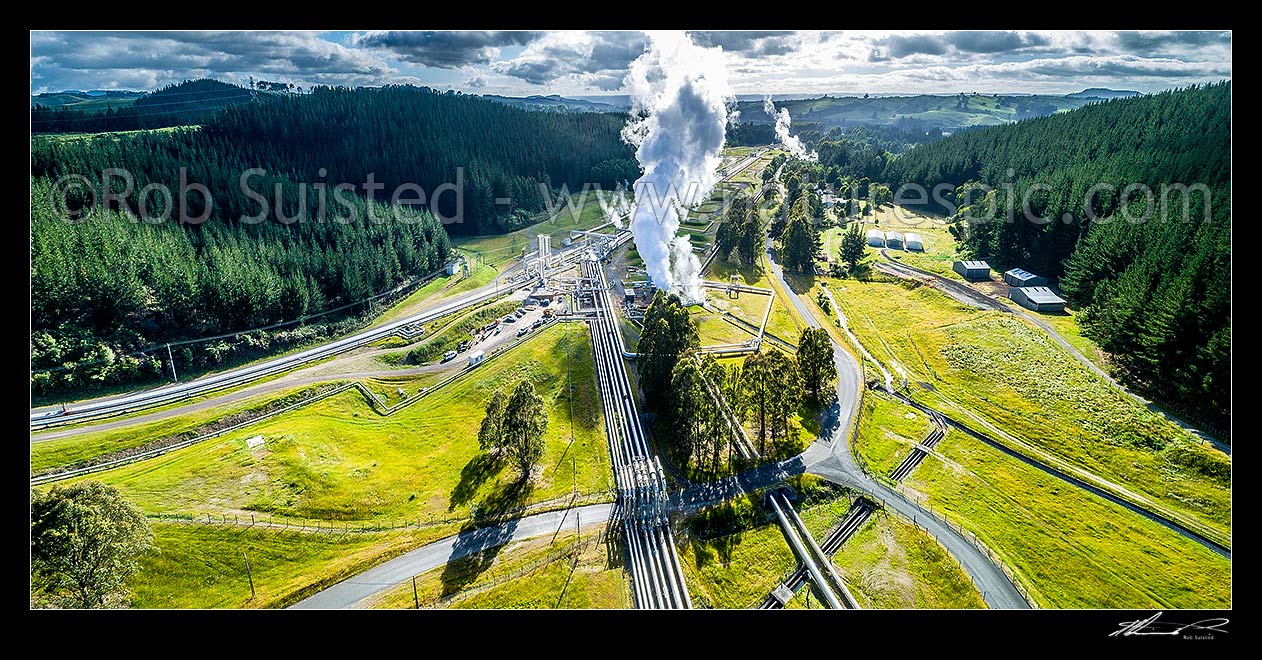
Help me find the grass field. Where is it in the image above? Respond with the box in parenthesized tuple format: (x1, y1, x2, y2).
(820, 274, 1230, 540)
(852, 392, 934, 478)
(367, 526, 631, 609)
(707, 258, 803, 344)
(127, 521, 459, 609)
(851, 205, 1109, 367)
(800, 504, 986, 609)
(680, 489, 985, 609)
(31, 381, 333, 473)
(61, 323, 614, 525)
(894, 428, 1231, 608)
(693, 309, 753, 347)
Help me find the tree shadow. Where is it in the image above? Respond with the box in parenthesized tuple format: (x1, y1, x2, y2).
(477, 475, 534, 518)
(448, 451, 503, 512)
(784, 270, 816, 295)
(439, 479, 533, 596)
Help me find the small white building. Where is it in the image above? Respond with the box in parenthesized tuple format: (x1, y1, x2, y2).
(865, 229, 886, 247)
(884, 231, 904, 249)
(445, 260, 463, 276)
(904, 233, 924, 251)
(467, 350, 486, 367)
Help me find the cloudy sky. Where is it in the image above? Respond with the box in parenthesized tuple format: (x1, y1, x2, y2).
(30, 30, 1231, 96)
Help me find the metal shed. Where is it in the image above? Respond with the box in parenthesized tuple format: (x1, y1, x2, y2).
(904, 233, 924, 251)
(952, 260, 991, 280)
(865, 229, 886, 247)
(884, 231, 904, 249)
(1003, 268, 1046, 287)
(1009, 286, 1066, 312)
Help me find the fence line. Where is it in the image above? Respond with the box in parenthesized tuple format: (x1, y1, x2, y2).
(144, 489, 617, 539)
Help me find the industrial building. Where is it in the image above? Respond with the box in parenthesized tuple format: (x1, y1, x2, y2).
(1009, 286, 1066, 312)
(904, 233, 924, 251)
(1003, 268, 1046, 287)
(953, 260, 992, 280)
(865, 229, 886, 247)
(884, 231, 904, 249)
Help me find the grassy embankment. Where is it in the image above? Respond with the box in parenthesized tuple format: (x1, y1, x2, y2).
(59, 323, 613, 526)
(678, 484, 985, 609)
(366, 526, 631, 609)
(831, 277, 1231, 607)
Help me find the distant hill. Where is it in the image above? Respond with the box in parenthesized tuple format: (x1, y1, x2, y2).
(481, 94, 627, 113)
(32, 79, 260, 133)
(738, 93, 1112, 131)
(31, 90, 144, 111)
(1066, 88, 1141, 100)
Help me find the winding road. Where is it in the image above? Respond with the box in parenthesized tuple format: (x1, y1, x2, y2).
(763, 237, 1031, 609)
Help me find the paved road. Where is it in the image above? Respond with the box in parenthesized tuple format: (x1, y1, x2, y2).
(875, 251, 1229, 456)
(30, 275, 528, 430)
(291, 503, 615, 609)
(765, 239, 1031, 609)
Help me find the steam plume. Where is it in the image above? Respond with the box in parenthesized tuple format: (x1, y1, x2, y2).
(764, 95, 817, 161)
(621, 31, 733, 302)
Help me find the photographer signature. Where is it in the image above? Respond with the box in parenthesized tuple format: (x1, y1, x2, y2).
(1111, 612, 1229, 637)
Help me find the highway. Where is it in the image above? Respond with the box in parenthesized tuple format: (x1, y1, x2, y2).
(875, 250, 1229, 456)
(290, 503, 614, 609)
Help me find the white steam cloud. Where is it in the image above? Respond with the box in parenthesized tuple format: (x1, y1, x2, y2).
(764, 95, 817, 161)
(621, 31, 733, 302)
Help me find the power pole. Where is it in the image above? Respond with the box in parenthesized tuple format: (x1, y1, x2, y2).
(413, 575, 420, 609)
(243, 551, 255, 599)
(166, 343, 178, 382)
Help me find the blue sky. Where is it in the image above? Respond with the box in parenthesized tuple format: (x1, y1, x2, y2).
(30, 30, 1232, 96)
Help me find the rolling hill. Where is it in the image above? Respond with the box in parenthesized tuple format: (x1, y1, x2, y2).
(736, 92, 1126, 130)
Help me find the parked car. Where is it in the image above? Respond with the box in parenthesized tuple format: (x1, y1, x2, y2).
(531, 319, 545, 329)
(517, 327, 529, 337)
(442, 350, 458, 362)
(457, 340, 472, 352)
(514, 309, 527, 318)
(503, 315, 516, 323)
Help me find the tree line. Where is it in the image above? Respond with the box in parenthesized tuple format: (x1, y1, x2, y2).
(31, 82, 642, 398)
(882, 82, 1231, 429)
(636, 292, 837, 477)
